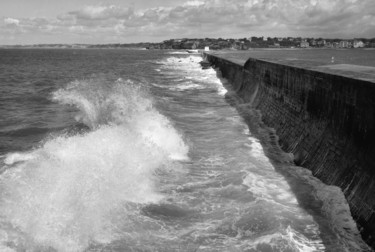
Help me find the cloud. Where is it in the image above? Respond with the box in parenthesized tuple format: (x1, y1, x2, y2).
(68, 5, 134, 21)
(1, 0, 375, 44)
(4, 17, 20, 26)
(183, 1, 205, 7)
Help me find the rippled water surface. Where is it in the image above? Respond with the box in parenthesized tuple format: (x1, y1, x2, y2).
(0, 49, 371, 251)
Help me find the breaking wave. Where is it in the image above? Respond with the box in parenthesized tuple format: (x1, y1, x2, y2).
(0, 78, 189, 251)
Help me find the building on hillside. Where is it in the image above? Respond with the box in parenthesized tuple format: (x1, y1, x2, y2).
(218, 40, 230, 48)
(353, 40, 364, 48)
(339, 41, 349, 48)
(300, 41, 309, 48)
(232, 41, 242, 50)
(191, 41, 200, 49)
(172, 41, 182, 49)
(317, 40, 326, 47)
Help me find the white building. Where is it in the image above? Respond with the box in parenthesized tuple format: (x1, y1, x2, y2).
(339, 41, 349, 48)
(300, 41, 309, 48)
(353, 40, 364, 48)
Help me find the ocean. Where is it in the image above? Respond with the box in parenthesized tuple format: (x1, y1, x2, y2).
(0, 49, 370, 251)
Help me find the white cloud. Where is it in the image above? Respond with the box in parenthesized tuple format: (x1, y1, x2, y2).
(68, 5, 134, 21)
(1, 0, 375, 44)
(183, 1, 205, 7)
(82, 6, 108, 17)
(4, 17, 20, 26)
(69, 25, 84, 32)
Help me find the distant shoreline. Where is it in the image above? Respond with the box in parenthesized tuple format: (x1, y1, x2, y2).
(0, 46, 371, 51)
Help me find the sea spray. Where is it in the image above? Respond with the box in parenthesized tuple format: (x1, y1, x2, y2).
(53, 78, 189, 160)
(0, 78, 189, 251)
(52, 77, 152, 129)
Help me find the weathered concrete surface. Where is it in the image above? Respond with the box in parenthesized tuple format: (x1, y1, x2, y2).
(205, 50, 375, 248)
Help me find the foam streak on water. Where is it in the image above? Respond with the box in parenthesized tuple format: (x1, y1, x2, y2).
(155, 56, 227, 96)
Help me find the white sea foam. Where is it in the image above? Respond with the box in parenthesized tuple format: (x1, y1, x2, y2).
(167, 51, 189, 55)
(0, 78, 189, 251)
(4, 152, 35, 165)
(290, 166, 368, 250)
(241, 129, 367, 250)
(242, 226, 325, 251)
(170, 83, 204, 90)
(156, 56, 228, 95)
(242, 136, 298, 206)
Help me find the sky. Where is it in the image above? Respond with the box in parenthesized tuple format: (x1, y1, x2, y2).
(1, 0, 375, 45)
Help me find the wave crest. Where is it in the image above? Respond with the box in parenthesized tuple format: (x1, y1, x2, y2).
(52, 78, 151, 128)
(0, 78, 189, 251)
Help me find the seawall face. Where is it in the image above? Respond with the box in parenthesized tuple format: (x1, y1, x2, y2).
(205, 51, 375, 247)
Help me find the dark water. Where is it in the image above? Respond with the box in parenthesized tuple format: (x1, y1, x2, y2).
(0, 49, 371, 251)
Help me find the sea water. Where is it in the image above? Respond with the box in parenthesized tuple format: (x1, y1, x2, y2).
(0, 49, 370, 251)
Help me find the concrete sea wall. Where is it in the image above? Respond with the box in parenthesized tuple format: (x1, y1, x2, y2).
(205, 52, 375, 248)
